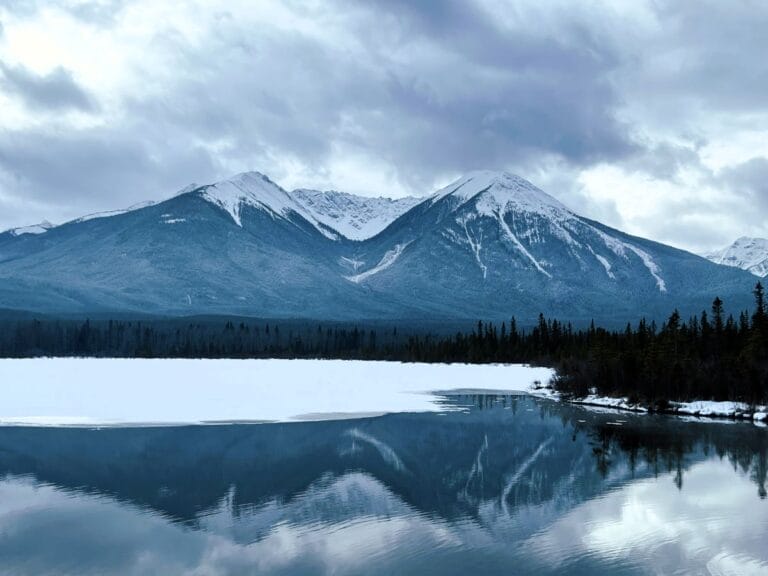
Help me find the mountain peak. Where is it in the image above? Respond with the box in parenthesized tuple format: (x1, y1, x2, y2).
(705, 236, 768, 277)
(194, 171, 339, 239)
(432, 170, 571, 219)
(227, 170, 274, 186)
(198, 171, 297, 227)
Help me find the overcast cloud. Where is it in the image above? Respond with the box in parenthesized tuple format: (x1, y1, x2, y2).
(0, 0, 766, 251)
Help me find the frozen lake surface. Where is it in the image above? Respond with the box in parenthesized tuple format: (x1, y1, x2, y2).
(0, 358, 553, 426)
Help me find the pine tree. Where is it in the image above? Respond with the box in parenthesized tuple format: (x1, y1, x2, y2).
(712, 297, 724, 334)
(753, 282, 766, 329)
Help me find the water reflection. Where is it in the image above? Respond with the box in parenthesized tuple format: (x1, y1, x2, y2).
(0, 395, 766, 575)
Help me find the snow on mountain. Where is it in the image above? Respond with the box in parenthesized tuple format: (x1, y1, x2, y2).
(292, 189, 421, 240)
(346, 242, 411, 283)
(415, 170, 668, 291)
(432, 170, 571, 220)
(705, 237, 768, 277)
(3, 220, 54, 237)
(66, 184, 201, 226)
(199, 172, 296, 227)
(73, 202, 158, 225)
(197, 172, 339, 240)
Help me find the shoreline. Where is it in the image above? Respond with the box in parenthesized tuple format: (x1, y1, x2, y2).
(530, 383, 768, 424)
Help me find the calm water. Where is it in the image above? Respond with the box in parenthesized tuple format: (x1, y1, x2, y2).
(0, 394, 766, 575)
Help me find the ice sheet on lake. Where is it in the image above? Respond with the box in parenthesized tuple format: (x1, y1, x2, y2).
(0, 359, 553, 427)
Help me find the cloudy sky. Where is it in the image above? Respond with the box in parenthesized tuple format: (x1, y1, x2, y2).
(0, 0, 767, 252)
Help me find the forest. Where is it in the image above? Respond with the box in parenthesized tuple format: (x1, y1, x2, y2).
(1, 283, 766, 405)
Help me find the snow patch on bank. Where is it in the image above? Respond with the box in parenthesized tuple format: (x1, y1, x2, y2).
(671, 400, 767, 420)
(0, 359, 552, 427)
(529, 382, 768, 423)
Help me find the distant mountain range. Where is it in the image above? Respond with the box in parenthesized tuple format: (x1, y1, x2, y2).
(704, 237, 768, 278)
(0, 170, 759, 321)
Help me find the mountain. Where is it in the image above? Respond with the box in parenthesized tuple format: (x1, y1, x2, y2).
(0, 170, 758, 321)
(340, 171, 757, 320)
(292, 189, 421, 240)
(704, 237, 768, 278)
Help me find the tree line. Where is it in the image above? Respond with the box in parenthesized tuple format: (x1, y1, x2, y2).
(1, 283, 766, 404)
(553, 282, 768, 406)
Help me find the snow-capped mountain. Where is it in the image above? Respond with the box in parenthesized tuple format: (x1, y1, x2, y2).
(347, 171, 671, 297)
(0, 170, 758, 321)
(333, 170, 756, 319)
(292, 189, 421, 240)
(705, 237, 768, 278)
(196, 171, 342, 239)
(429, 170, 664, 287)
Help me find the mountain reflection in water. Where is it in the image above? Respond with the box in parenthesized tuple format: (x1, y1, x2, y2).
(0, 394, 766, 575)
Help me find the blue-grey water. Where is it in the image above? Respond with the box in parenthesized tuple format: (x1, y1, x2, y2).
(0, 394, 766, 575)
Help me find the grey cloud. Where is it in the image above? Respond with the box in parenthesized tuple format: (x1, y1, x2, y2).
(532, 164, 626, 230)
(630, 196, 745, 253)
(602, 154, 768, 253)
(0, 127, 218, 222)
(648, 0, 768, 112)
(609, 0, 768, 142)
(352, 0, 620, 70)
(623, 143, 710, 183)
(343, 0, 634, 169)
(625, 158, 768, 251)
(128, 0, 637, 198)
(0, 63, 98, 112)
(718, 157, 768, 211)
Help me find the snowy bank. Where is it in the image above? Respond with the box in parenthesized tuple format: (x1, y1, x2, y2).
(0, 358, 553, 427)
(529, 382, 768, 423)
(671, 400, 767, 421)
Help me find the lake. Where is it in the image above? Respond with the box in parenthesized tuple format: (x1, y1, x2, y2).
(0, 393, 766, 575)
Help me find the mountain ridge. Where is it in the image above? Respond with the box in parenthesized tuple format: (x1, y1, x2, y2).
(0, 170, 759, 321)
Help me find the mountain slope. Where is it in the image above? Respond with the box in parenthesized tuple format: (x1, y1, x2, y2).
(0, 170, 759, 321)
(705, 237, 768, 278)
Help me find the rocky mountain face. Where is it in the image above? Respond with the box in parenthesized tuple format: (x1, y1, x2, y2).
(292, 189, 421, 241)
(705, 237, 768, 278)
(0, 171, 758, 321)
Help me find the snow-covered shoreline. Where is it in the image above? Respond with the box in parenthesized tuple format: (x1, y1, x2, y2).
(530, 382, 768, 423)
